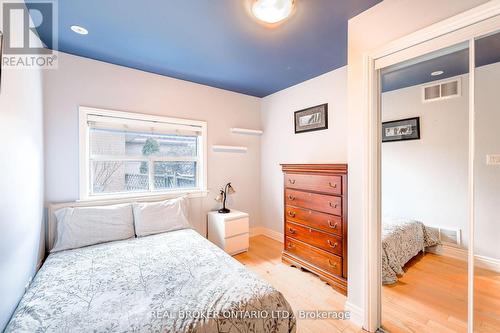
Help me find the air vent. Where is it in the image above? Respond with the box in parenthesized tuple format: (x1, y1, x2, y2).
(427, 226, 462, 246)
(440, 228, 461, 245)
(441, 80, 458, 97)
(424, 85, 440, 100)
(422, 78, 461, 102)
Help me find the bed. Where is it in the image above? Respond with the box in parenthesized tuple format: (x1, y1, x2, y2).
(5, 200, 296, 333)
(382, 216, 440, 285)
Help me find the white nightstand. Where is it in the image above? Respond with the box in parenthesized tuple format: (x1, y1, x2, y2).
(208, 210, 249, 255)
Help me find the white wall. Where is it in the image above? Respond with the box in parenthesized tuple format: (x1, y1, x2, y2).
(0, 2, 45, 330)
(381, 75, 469, 248)
(260, 67, 348, 233)
(346, 0, 488, 326)
(43, 52, 261, 235)
(474, 62, 500, 260)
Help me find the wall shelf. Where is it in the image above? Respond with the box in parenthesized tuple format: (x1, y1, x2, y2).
(230, 128, 263, 136)
(212, 145, 248, 153)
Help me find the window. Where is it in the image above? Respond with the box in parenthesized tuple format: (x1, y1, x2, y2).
(79, 107, 207, 199)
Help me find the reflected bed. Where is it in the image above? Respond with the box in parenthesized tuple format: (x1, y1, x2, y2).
(382, 217, 440, 285)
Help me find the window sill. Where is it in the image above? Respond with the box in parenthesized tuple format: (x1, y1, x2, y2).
(78, 189, 209, 203)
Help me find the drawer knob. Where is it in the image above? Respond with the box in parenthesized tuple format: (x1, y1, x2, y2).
(288, 211, 296, 218)
(328, 260, 338, 268)
(288, 243, 294, 249)
(327, 240, 338, 248)
(288, 227, 296, 234)
(288, 195, 295, 201)
(329, 202, 338, 208)
(328, 221, 338, 229)
(288, 179, 296, 184)
(328, 182, 338, 189)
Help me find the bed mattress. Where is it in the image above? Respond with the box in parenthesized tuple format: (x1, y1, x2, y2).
(382, 217, 440, 285)
(6, 229, 296, 333)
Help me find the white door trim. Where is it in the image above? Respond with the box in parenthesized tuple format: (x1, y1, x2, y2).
(362, 2, 500, 332)
(371, 0, 500, 63)
(466, 38, 476, 333)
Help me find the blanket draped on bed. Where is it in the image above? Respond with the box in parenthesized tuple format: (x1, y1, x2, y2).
(6, 229, 296, 333)
(382, 217, 440, 285)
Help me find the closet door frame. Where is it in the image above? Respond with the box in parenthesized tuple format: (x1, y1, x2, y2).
(362, 2, 500, 332)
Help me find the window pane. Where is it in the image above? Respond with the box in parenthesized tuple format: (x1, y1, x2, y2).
(92, 161, 148, 194)
(154, 161, 197, 190)
(90, 128, 197, 157)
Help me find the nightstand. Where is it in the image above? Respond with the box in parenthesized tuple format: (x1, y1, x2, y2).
(208, 210, 249, 255)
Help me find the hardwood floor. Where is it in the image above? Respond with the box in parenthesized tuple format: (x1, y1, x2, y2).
(237, 236, 500, 333)
(381, 252, 500, 333)
(382, 252, 469, 333)
(234, 235, 365, 333)
(474, 267, 500, 333)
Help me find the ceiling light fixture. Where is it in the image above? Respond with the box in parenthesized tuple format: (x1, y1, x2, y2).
(71, 25, 88, 35)
(431, 70, 444, 76)
(251, 0, 295, 24)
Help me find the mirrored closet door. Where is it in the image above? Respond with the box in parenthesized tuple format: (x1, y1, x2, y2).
(374, 13, 500, 333)
(379, 41, 470, 333)
(473, 29, 500, 333)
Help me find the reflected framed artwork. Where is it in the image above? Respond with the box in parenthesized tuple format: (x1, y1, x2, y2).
(382, 117, 420, 142)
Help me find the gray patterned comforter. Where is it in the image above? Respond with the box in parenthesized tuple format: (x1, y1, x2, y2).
(6, 229, 296, 333)
(382, 217, 440, 285)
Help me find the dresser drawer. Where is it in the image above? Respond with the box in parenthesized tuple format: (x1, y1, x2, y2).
(285, 237, 342, 276)
(224, 233, 249, 255)
(285, 205, 342, 236)
(285, 189, 342, 216)
(225, 217, 249, 238)
(285, 222, 342, 256)
(285, 173, 342, 195)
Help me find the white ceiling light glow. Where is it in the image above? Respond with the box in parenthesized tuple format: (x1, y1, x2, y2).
(71, 25, 88, 35)
(252, 0, 295, 24)
(431, 70, 444, 76)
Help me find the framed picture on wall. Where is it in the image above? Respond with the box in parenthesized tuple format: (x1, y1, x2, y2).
(294, 103, 328, 134)
(382, 117, 420, 142)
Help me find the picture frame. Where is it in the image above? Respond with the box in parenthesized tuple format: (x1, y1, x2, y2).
(294, 103, 328, 134)
(382, 117, 420, 142)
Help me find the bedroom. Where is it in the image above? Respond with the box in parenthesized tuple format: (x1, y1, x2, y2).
(0, 1, 499, 333)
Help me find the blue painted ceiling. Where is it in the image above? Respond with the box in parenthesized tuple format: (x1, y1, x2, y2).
(29, 0, 381, 97)
(382, 32, 500, 93)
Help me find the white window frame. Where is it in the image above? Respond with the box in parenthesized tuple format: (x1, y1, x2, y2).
(79, 106, 208, 201)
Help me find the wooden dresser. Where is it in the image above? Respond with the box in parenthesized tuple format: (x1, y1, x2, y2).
(281, 164, 348, 295)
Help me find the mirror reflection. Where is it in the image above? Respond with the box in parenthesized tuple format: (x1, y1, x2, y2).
(380, 42, 470, 332)
(473, 29, 500, 333)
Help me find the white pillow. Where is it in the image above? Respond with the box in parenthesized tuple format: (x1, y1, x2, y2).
(132, 196, 190, 237)
(51, 203, 134, 252)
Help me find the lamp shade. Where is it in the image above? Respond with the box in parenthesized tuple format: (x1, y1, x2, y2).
(227, 184, 236, 195)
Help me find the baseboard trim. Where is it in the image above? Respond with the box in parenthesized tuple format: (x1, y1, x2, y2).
(344, 300, 364, 328)
(475, 254, 500, 273)
(426, 244, 467, 261)
(250, 227, 284, 243)
(427, 244, 500, 273)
